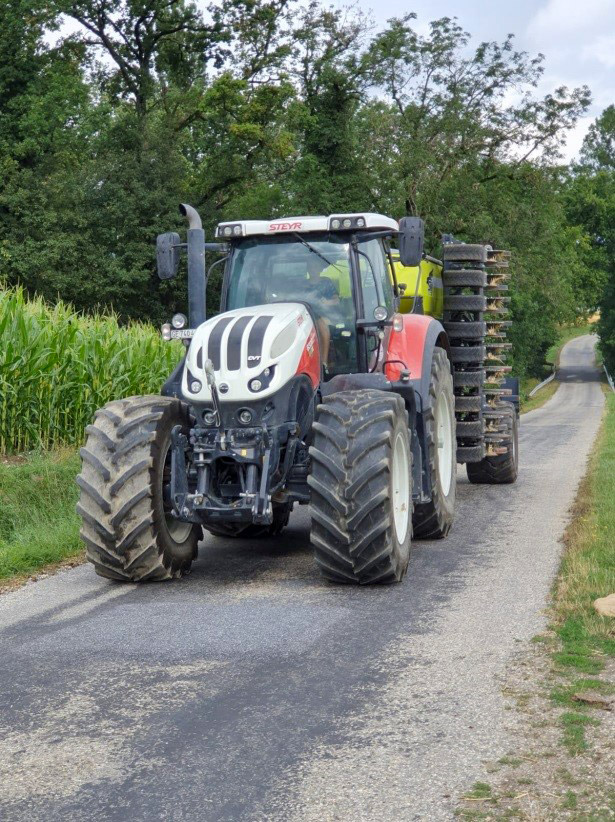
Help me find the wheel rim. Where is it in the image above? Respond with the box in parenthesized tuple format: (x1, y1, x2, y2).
(435, 390, 454, 496)
(161, 441, 193, 544)
(392, 431, 410, 544)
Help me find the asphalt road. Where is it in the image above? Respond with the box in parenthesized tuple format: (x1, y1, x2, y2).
(0, 334, 605, 822)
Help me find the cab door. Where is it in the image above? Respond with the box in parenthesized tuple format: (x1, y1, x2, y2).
(354, 237, 396, 372)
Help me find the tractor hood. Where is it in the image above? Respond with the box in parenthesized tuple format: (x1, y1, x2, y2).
(181, 303, 319, 404)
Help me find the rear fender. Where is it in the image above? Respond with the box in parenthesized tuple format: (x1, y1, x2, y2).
(384, 314, 450, 410)
(384, 315, 451, 503)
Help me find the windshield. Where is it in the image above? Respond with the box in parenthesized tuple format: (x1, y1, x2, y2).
(225, 234, 358, 375)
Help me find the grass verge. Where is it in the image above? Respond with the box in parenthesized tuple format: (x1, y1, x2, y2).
(519, 377, 560, 414)
(455, 391, 615, 819)
(0, 449, 82, 585)
(552, 389, 615, 672)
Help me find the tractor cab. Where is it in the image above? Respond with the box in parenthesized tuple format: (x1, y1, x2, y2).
(217, 214, 400, 377)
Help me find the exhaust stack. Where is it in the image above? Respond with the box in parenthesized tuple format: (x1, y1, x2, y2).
(179, 203, 206, 328)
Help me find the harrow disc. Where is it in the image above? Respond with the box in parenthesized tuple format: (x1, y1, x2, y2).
(442, 242, 514, 462)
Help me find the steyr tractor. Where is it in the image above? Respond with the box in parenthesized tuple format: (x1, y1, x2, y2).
(77, 204, 519, 585)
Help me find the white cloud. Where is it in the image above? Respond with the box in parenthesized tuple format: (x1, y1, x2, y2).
(527, 0, 613, 40)
(582, 33, 615, 68)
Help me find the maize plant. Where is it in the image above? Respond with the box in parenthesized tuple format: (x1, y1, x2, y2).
(0, 287, 181, 453)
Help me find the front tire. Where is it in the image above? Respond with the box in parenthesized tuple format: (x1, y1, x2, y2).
(77, 395, 201, 581)
(413, 348, 457, 538)
(309, 390, 412, 584)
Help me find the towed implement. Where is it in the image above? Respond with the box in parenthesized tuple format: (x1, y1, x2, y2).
(77, 206, 519, 584)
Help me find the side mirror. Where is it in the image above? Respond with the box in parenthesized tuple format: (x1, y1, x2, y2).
(398, 216, 424, 268)
(156, 232, 181, 280)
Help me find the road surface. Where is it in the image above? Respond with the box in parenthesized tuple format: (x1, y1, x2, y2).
(0, 334, 604, 821)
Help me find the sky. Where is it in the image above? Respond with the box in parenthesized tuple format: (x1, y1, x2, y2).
(331, 0, 615, 161)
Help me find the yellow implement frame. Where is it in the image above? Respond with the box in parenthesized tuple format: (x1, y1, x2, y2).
(392, 257, 444, 318)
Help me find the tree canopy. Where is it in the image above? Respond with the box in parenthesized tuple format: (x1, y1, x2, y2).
(0, 0, 611, 378)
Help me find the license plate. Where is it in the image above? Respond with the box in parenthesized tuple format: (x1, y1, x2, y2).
(170, 328, 195, 339)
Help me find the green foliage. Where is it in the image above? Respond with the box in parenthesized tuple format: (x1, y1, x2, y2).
(0, 449, 81, 579)
(0, 1, 602, 379)
(566, 105, 615, 374)
(0, 286, 182, 452)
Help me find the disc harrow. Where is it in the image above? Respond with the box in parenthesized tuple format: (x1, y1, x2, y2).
(441, 243, 513, 462)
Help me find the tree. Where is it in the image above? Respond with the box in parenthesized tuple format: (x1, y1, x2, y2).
(570, 107, 615, 373)
(0, 1, 93, 304)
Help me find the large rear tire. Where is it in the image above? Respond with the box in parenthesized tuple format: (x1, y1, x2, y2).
(466, 404, 518, 484)
(77, 395, 201, 581)
(309, 390, 412, 584)
(413, 348, 456, 538)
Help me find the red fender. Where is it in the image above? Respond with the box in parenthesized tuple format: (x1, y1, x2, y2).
(384, 314, 448, 388)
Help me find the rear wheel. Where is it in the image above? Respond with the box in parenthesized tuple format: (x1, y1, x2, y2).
(467, 404, 518, 484)
(309, 390, 412, 584)
(77, 395, 201, 581)
(413, 348, 456, 538)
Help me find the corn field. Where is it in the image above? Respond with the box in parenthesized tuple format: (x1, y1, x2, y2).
(0, 287, 182, 453)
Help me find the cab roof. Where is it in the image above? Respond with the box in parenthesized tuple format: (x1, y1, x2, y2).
(215, 213, 399, 239)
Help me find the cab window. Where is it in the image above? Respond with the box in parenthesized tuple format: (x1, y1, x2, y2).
(356, 238, 395, 318)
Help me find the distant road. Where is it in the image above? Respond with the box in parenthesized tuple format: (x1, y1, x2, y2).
(0, 334, 604, 821)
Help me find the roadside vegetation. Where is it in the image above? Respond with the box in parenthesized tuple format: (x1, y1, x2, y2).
(0, 287, 181, 453)
(0, 450, 81, 583)
(456, 390, 615, 819)
(553, 390, 615, 683)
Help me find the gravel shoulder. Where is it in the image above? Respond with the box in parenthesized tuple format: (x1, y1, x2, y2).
(0, 334, 604, 822)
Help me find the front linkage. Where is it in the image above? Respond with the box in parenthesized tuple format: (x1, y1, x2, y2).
(168, 416, 305, 529)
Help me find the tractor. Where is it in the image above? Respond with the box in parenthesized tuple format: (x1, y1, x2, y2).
(76, 204, 518, 584)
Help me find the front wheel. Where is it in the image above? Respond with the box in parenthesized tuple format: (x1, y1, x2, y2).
(309, 390, 412, 584)
(77, 395, 201, 581)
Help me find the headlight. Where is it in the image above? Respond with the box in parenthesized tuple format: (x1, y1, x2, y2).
(172, 313, 187, 329)
(190, 380, 202, 393)
(373, 305, 388, 322)
(161, 323, 172, 341)
(249, 379, 262, 392)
